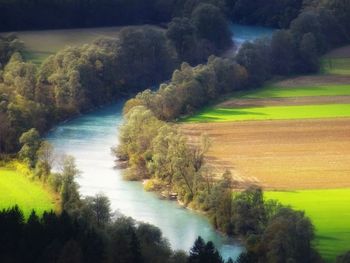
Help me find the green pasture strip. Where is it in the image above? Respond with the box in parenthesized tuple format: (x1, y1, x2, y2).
(0, 168, 55, 218)
(265, 189, 350, 262)
(240, 84, 350, 99)
(321, 58, 350, 75)
(183, 104, 350, 123)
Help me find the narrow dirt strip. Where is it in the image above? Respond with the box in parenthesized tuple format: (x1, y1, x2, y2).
(218, 95, 350, 108)
(274, 75, 350, 87)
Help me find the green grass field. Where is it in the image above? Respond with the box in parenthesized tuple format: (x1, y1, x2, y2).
(240, 84, 350, 99)
(265, 189, 350, 262)
(322, 58, 350, 75)
(1, 25, 161, 65)
(0, 168, 55, 218)
(184, 104, 350, 122)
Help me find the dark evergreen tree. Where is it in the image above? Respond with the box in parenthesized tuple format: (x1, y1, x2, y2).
(188, 236, 223, 263)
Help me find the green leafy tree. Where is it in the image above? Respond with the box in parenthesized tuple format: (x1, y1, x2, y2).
(82, 193, 112, 227)
(299, 32, 320, 73)
(59, 155, 81, 212)
(167, 17, 197, 63)
(261, 208, 319, 263)
(18, 128, 41, 167)
(270, 30, 295, 75)
(35, 141, 55, 181)
(188, 236, 223, 263)
(192, 4, 232, 51)
(231, 187, 267, 236)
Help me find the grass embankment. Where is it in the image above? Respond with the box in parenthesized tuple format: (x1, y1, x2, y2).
(0, 167, 57, 218)
(266, 189, 350, 262)
(322, 58, 350, 75)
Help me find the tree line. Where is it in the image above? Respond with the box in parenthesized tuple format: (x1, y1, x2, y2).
(0, 204, 228, 263)
(3, 0, 347, 33)
(0, 0, 238, 32)
(1, 130, 232, 263)
(122, 1, 350, 121)
(0, 2, 232, 154)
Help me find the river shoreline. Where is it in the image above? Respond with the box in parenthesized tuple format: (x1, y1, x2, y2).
(115, 158, 246, 248)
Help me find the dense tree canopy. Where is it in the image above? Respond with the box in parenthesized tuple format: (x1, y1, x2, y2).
(0, 0, 229, 31)
(0, 27, 179, 154)
(0, 206, 187, 263)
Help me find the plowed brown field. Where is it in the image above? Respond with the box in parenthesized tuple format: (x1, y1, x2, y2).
(181, 118, 350, 190)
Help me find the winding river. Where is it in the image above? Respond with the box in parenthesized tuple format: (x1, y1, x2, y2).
(46, 25, 273, 260)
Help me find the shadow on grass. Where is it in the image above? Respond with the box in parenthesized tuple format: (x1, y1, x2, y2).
(188, 108, 267, 122)
(316, 235, 340, 241)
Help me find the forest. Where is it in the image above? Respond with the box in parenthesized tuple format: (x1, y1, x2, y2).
(0, 0, 306, 31)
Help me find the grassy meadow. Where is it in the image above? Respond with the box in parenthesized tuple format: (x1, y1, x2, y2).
(14, 26, 122, 65)
(3, 25, 161, 65)
(266, 189, 350, 262)
(240, 84, 350, 98)
(184, 80, 350, 123)
(183, 104, 350, 122)
(0, 168, 56, 218)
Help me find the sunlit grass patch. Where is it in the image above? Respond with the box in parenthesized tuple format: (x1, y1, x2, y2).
(183, 104, 350, 123)
(0, 168, 55, 218)
(265, 189, 350, 262)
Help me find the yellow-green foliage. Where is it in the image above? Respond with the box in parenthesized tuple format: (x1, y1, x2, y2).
(143, 179, 164, 192)
(8, 160, 33, 178)
(0, 167, 55, 218)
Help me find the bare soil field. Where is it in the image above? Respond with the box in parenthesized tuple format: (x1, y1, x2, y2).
(274, 75, 350, 87)
(218, 95, 350, 108)
(181, 118, 350, 189)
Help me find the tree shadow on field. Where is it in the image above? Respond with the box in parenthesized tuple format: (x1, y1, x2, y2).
(198, 108, 267, 122)
(316, 235, 340, 241)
